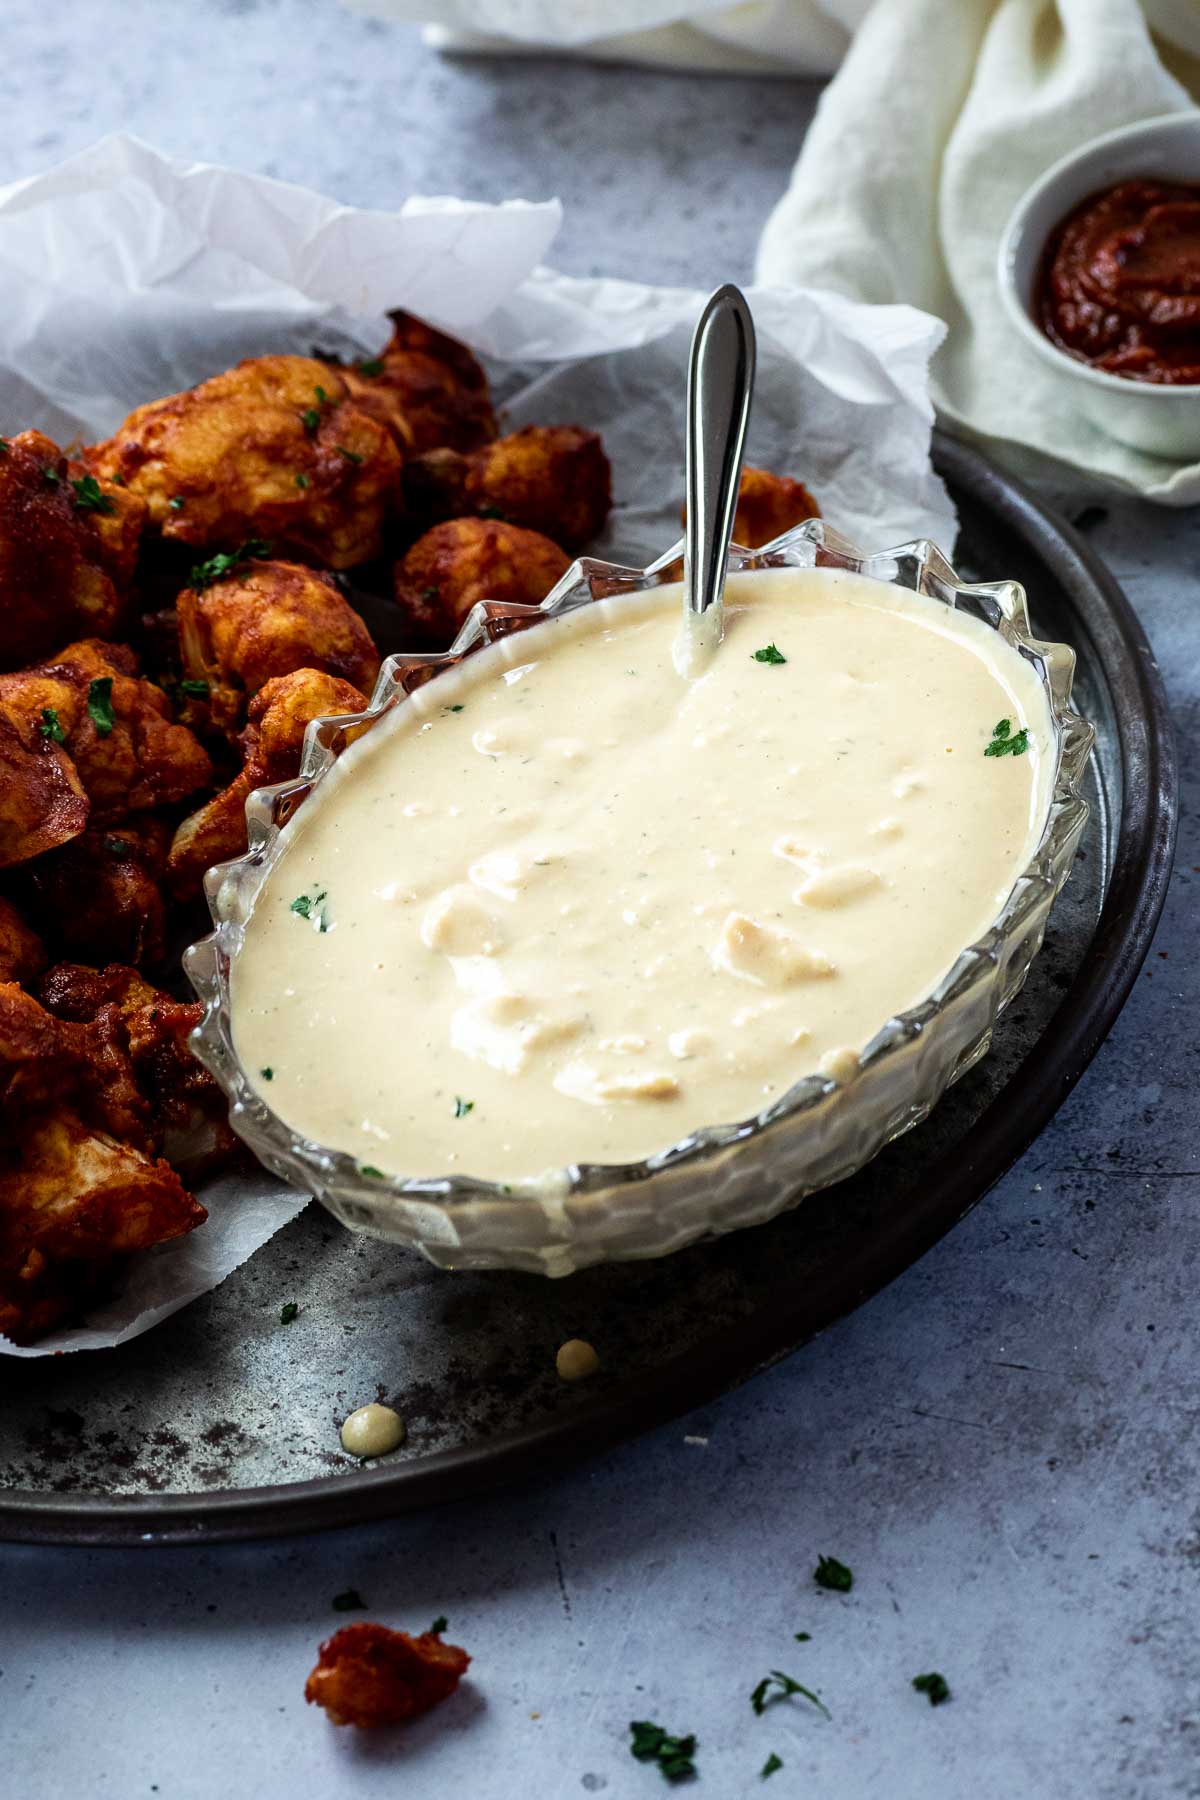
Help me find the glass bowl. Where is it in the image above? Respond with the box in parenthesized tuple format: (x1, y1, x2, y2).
(184, 521, 1095, 1276)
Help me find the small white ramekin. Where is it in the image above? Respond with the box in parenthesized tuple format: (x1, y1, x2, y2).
(998, 112, 1200, 459)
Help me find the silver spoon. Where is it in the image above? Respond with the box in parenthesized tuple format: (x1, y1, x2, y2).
(682, 283, 757, 640)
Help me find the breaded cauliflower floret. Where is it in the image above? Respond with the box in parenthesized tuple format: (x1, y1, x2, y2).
(0, 430, 145, 669)
(404, 425, 611, 550)
(177, 559, 379, 735)
(393, 517, 571, 647)
(0, 638, 211, 825)
(86, 355, 403, 570)
(167, 668, 369, 898)
(339, 311, 496, 454)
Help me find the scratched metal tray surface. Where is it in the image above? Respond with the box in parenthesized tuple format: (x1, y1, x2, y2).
(0, 435, 1177, 1546)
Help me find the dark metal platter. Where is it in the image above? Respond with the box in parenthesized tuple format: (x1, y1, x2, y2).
(0, 433, 1177, 1547)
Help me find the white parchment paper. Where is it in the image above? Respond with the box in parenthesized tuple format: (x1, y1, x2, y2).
(0, 135, 954, 1355)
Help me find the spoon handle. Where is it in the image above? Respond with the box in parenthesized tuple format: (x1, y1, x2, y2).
(684, 283, 757, 617)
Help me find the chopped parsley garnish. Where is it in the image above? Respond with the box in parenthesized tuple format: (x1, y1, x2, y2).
(629, 1720, 698, 1782)
(294, 473, 310, 489)
(290, 889, 329, 931)
(750, 1670, 831, 1722)
(301, 409, 320, 432)
(428, 1615, 448, 1635)
(189, 539, 273, 589)
(477, 506, 506, 520)
(168, 495, 185, 511)
(335, 445, 364, 465)
(260, 1067, 274, 1081)
(984, 718, 1029, 758)
(359, 1165, 385, 1179)
(38, 707, 66, 744)
(454, 1096, 474, 1119)
(912, 1671, 951, 1706)
(814, 1554, 853, 1592)
(332, 1588, 366, 1612)
(445, 703, 464, 713)
(179, 678, 210, 698)
(794, 1631, 812, 1642)
(87, 677, 115, 737)
(0, 438, 8, 453)
(761, 1753, 783, 1780)
(41, 465, 60, 485)
(315, 385, 328, 403)
(111, 470, 126, 485)
(279, 1301, 299, 1325)
(357, 358, 384, 377)
(70, 473, 115, 515)
(103, 835, 132, 860)
(752, 643, 787, 665)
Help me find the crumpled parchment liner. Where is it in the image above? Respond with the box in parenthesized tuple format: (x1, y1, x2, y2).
(0, 134, 954, 1355)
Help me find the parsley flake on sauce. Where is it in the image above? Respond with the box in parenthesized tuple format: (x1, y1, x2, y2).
(752, 643, 787, 665)
(70, 473, 116, 515)
(814, 1554, 853, 1592)
(629, 1720, 698, 1782)
(359, 1165, 386, 1179)
(761, 1753, 783, 1779)
(279, 1302, 299, 1325)
(260, 1067, 274, 1081)
(454, 1096, 474, 1119)
(290, 890, 329, 930)
(332, 1588, 367, 1612)
(984, 718, 1029, 758)
(428, 1615, 448, 1635)
(87, 677, 115, 737)
(912, 1671, 951, 1706)
(750, 1670, 831, 1722)
(189, 540, 273, 590)
(38, 707, 66, 744)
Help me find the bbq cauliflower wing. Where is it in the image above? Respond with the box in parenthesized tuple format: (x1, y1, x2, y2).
(86, 356, 403, 570)
(339, 311, 496, 454)
(393, 518, 571, 646)
(404, 425, 611, 550)
(177, 559, 379, 735)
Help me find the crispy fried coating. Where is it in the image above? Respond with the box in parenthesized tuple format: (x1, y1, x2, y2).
(167, 669, 369, 898)
(0, 638, 212, 825)
(0, 897, 44, 985)
(393, 518, 571, 646)
(339, 310, 495, 454)
(678, 465, 821, 551)
(305, 1625, 471, 1729)
(87, 356, 403, 570)
(0, 1105, 203, 1343)
(0, 980, 147, 1144)
(404, 424, 611, 550)
(39, 962, 234, 1175)
(0, 430, 144, 669)
(29, 820, 170, 969)
(0, 708, 89, 869)
(177, 559, 379, 735)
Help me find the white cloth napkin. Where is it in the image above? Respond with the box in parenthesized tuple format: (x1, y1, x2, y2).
(360, 0, 1200, 500)
(758, 0, 1200, 502)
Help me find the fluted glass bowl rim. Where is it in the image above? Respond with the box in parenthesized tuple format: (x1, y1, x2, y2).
(184, 519, 1094, 1236)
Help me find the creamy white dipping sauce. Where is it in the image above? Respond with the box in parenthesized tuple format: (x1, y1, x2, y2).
(231, 567, 1054, 1182)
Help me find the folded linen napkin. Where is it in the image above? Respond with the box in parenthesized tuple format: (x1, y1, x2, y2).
(356, 0, 1200, 501)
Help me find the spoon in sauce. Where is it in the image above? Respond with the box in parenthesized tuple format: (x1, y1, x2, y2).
(674, 282, 757, 677)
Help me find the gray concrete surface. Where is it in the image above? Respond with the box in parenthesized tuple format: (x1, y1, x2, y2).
(1, 4, 1196, 1797)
